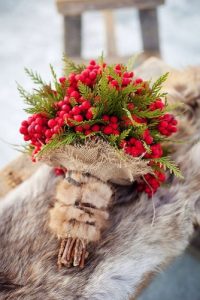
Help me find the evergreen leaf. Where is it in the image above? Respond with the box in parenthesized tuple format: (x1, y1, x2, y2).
(24, 68, 46, 86)
(118, 128, 131, 141)
(126, 54, 138, 71)
(63, 54, 85, 75)
(78, 82, 93, 99)
(152, 156, 184, 179)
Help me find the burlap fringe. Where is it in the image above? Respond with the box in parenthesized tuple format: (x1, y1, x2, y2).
(39, 139, 151, 185)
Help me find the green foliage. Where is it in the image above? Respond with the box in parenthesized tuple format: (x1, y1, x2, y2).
(63, 55, 85, 76)
(123, 108, 143, 127)
(25, 68, 46, 86)
(39, 131, 78, 154)
(153, 156, 184, 179)
(133, 108, 164, 119)
(118, 128, 131, 141)
(143, 141, 152, 154)
(18, 84, 55, 116)
(150, 72, 169, 99)
(78, 82, 93, 100)
(126, 54, 138, 71)
(94, 72, 122, 117)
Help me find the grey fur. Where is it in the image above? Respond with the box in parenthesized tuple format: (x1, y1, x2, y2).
(1, 73, 200, 299)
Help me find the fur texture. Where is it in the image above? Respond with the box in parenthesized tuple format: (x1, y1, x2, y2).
(50, 174, 112, 243)
(0, 68, 200, 299)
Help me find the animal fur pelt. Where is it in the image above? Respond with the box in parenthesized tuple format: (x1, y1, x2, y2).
(0, 67, 200, 300)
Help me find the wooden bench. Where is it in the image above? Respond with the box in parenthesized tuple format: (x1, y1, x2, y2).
(55, 0, 165, 57)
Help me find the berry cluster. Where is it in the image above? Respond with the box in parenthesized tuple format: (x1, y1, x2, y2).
(19, 58, 179, 197)
(19, 114, 49, 161)
(137, 171, 166, 197)
(158, 113, 178, 136)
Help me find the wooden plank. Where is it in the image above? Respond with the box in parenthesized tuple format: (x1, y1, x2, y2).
(56, 0, 165, 16)
(64, 15, 82, 56)
(139, 8, 160, 54)
(0, 154, 41, 198)
(103, 11, 117, 57)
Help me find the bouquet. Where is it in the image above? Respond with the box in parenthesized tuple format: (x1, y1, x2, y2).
(18, 56, 182, 268)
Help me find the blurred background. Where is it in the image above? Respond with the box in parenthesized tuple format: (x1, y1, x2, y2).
(0, 0, 200, 299)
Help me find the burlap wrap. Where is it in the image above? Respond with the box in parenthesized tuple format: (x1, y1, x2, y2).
(39, 139, 151, 185)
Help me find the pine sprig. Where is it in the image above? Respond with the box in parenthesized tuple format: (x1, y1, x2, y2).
(126, 54, 138, 71)
(133, 108, 164, 119)
(153, 156, 184, 179)
(118, 128, 131, 141)
(39, 132, 78, 154)
(24, 68, 46, 86)
(17, 84, 32, 101)
(63, 55, 85, 76)
(78, 82, 93, 99)
(151, 72, 169, 98)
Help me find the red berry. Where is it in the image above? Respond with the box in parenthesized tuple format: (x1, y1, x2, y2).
(102, 115, 110, 122)
(129, 137, 137, 145)
(59, 77, 66, 84)
(73, 115, 83, 122)
(91, 124, 100, 132)
(89, 60, 96, 66)
(19, 126, 28, 134)
(85, 129, 92, 135)
(103, 126, 113, 135)
(63, 96, 70, 104)
(83, 124, 90, 130)
(75, 126, 83, 133)
(21, 120, 28, 127)
(89, 71, 97, 80)
(145, 136, 153, 145)
(110, 116, 118, 123)
(24, 135, 30, 141)
(82, 69, 89, 77)
(110, 123, 118, 129)
(70, 91, 80, 99)
(81, 100, 91, 110)
(48, 119, 56, 128)
(85, 108, 93, 120)
(61, 104, 71, 112)
(135, 78, 143, 84)
(53, 125, 60, 133)
(127, 103, 134, 110)
(111, 80, 118, 87)
(122, 78, 131, 86)
(54, 167, 65, 176)
(45, 129, 52, 138)
(131, 147, 140, 157)
(85, 78, 92, 86)
(35, 125, 42, 133)
(71, 106, 81, 115)
(113, 130, 120, 135)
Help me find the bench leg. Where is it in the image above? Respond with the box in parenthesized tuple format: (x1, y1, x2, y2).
(139, 8, 160, 55)
(64, 15, 82, 57)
